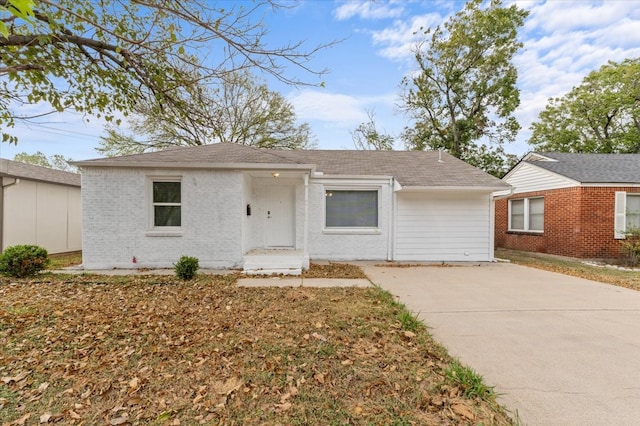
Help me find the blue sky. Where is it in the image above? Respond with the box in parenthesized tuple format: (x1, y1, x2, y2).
(2, 0, 640, 162)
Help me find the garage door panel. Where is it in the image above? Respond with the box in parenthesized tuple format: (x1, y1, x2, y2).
(395, 192, 492, 261)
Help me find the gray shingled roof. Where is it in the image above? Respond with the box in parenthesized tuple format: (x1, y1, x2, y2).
(74, 143, 508, 189)
(526, 152, 640, 184)
(73, 143, 302, 166)
(0, 158, 80, 187)
(271, 149, 508, 188)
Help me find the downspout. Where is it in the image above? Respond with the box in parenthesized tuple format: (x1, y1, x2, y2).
(0, 183, 3, 253)
(387, 177, 394, 261)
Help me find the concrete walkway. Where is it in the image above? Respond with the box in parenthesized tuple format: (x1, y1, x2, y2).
(362, 262, 640, 426)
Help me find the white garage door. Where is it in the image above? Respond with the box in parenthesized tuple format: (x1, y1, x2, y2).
(395, 192, 492, 262)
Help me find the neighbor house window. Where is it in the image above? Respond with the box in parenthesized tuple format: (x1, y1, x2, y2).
(152, 180, 181, 227)
(325, 189, 378, 228)
(615, 192, 640, 239)
(509, 197, 543, 232)
(626, 194, 640, 230)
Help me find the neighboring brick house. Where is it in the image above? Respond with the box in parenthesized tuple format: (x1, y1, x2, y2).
(495, 152, 640, 259)
(73, 143, 509, 273)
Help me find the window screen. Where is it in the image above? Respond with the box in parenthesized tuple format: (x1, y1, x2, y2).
(627, 195, 640, 230)
(325, 190, 378, 227)
(510, 199, 525, 230)
(528, 198, 544, 231)
(153, 181, 181, 227)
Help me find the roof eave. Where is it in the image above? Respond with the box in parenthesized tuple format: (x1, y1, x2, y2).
(310, 174, 394, 181)
(0, 171, 80, 187)
(581, 182, 640, 187)
(72, 161, 316, 172)
(397, 185, 511, 192)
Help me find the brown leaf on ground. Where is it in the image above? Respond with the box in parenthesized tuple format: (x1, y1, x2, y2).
(274, 401, 292, 412)
(0, 273, 513, 425)
(214, 376, 243, 396)
(302, 262, 366, 278)
(452, 402, 476, 421)
(109, 416, 129, 425)
(12, 413, 31, 425)
(2, 371, 31, 384)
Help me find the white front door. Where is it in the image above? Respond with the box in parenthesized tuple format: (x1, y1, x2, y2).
(265, 185, 295, 247)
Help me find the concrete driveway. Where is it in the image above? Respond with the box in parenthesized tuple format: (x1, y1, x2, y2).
(362, 262, 640, 426)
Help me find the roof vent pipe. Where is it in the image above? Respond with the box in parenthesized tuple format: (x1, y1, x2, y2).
(438, 148, 444, 163)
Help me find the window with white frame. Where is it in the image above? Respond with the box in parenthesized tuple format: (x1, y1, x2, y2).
(325, 189, 378, 228)
(152, 179, 181, 227)
(626, 194, 640, 230)
(615, 192, 640, 238)
(509, 197, 544, 232)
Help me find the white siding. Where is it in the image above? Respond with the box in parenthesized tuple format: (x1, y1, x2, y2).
(505, 163, 577, 194)
(81, 167, 244, 269)
(3, 180, 81, 254)
(395, 192, 492, 261)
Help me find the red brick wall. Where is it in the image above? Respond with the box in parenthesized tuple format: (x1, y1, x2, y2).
(495, 186, 640, 259)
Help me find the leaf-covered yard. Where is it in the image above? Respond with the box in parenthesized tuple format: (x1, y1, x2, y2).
(1, 272, 513, 425)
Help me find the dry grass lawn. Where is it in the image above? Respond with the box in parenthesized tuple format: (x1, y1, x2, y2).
(1, 266, 514, 425)
(496, 248, 640, 292)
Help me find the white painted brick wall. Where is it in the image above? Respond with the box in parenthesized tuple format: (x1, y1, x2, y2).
(82, 167, 395, 268)
(306, 180, 391, 260)
(81, 167, 244, 269)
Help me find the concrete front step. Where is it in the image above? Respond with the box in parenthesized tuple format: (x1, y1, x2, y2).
(242, 252, 307, 276)
(243, 267, 303, 276)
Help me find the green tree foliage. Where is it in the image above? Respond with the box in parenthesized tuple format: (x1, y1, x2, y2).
(529, 58, 640, 153)
(0, 0, 332, 145)
(97, 71, 314, 156)
(13, 150, 75, 172)
(351, 110, 394, 150)
(399, 0, 528, 176)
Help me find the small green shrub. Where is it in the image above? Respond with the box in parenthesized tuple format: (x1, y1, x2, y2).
(174, 255, 199, 280)
(0, 245, 49, 278)
(620, 227, 640, 267)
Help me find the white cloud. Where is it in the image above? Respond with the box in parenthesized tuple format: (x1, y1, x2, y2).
(286, 89, 405, 150)
(507, 0, 640, 155)
(371, 13, 445, 62)
(333, 0, 405, 21)
(287, 89, 397, 126)
(523, 0, 637, 34)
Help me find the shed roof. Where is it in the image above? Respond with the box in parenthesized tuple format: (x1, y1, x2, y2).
(73, 143, 509, 189)
(524, 152, 640, 184)
(0, 158, 81, 187)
